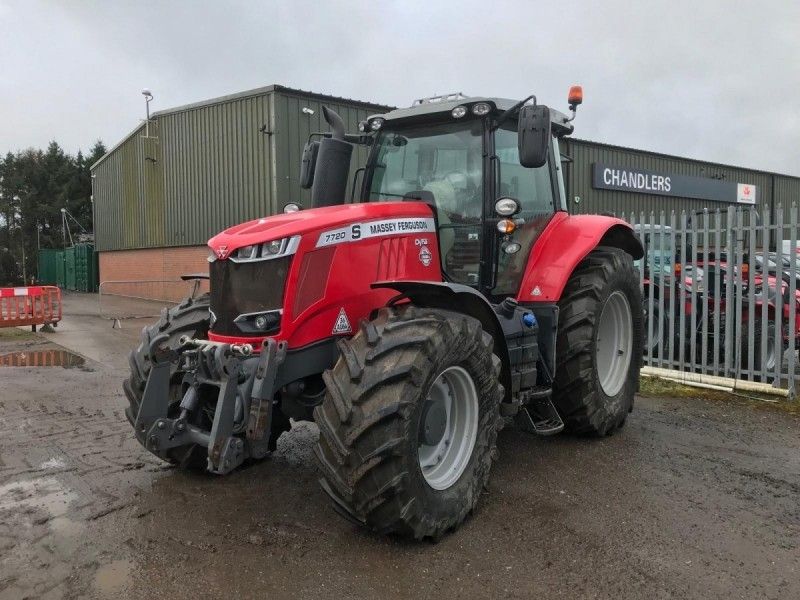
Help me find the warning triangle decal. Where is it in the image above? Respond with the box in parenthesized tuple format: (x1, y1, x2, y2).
(332, 307, 352, 334)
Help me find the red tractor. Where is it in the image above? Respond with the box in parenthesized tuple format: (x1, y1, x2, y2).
(125, 88, 644, 539)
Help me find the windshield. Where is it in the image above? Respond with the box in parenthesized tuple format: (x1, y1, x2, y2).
(365, 119, 557, 292)
(367, 121, 484, 284)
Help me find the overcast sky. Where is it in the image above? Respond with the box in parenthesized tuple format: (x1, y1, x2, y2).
(1, 0, 798, 175)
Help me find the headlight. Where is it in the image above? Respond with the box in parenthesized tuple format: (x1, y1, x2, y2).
(228, 236, 301, 263)
(472, 102, 491, 116)
(451, 106, 467, 119)
(236, 245, 257, 260)
(233, 309, 282, 334)
(370, 118, 385, 131)
(263, 239, 284, 255)
(283, 202, 301, 213)
(495, 197, 520, 216)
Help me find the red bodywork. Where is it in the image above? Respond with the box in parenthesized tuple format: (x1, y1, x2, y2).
(208, 202, 440, 350)
(207, 203, 638, 351)
(516, 212, 637, 302)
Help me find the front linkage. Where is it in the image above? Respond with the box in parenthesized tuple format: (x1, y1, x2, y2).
(133, 334, 286, 474)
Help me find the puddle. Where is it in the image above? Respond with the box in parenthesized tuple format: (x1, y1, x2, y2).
(94, 559, 133, 597)
(0, 349, 85, 368)
(0, 476, 78, 517)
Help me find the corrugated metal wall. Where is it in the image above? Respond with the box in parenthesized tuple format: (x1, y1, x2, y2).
(773, 174, 800, 223)
(92, 87, 390, 251)
(160, 92, 274, 246)
(92, 122, 165, 251)
(272, 90, 382, 206)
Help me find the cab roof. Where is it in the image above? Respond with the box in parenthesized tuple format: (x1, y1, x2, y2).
(368, 95, 574, 137)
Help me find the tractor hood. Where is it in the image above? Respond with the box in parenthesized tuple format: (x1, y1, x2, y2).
(208, 201, 434, 259)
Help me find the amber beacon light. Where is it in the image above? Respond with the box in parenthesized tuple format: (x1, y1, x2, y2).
(568, 85, 583, 109)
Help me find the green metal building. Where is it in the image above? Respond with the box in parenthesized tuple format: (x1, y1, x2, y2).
(91, 85, 393, 252)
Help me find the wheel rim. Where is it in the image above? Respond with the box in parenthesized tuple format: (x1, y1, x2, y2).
(765, 336, 777, 371)
(648, 306, 662, 354)
(596, 291, 634, 397)
(417, 366, 479, 491)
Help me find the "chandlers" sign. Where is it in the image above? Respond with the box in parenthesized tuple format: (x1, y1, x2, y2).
(592, 163, 757, 204)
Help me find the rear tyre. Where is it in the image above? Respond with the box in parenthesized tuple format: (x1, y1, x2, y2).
(123, 294, 211, 468)
(313, 306, 504, 539)
(552, 247, 643, 435)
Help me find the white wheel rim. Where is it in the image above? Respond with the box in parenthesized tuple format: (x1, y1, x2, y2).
(765, 336, 777, 371)
(596, 291, 634, 397)
(417, 366, 479, 491)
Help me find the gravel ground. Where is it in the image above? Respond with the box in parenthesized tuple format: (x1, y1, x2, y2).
(1, 295, 799, 599)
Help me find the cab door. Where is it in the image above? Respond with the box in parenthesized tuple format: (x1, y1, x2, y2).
(489, 126, 561, 297)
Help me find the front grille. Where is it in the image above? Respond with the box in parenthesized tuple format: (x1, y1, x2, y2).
(209, 256, 291, 336)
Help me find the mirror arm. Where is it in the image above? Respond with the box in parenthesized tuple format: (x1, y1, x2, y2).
(492, 95, 536, 131)
(306, 131, 372, 145)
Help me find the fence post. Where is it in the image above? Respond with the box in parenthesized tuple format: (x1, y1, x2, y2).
(713, 209, 722, 376)
(701, 210, 710, 375)
(759, 209, 771, 382)
(679, 210, 688, 371)
(788, 203, 798, 399)
(774, 207, 785, 386)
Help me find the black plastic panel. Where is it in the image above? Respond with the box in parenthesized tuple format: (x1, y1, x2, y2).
(209, 257, 290, 336)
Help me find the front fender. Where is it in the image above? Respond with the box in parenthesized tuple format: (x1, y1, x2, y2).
(516, 213, 643, 303)
(371, 280, 512, 401)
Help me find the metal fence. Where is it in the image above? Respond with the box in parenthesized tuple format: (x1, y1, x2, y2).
(98, 279, 204, 328)
(627, 204, 799, 399)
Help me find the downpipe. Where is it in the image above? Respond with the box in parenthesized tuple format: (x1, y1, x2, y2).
(133, 335, 287, 474)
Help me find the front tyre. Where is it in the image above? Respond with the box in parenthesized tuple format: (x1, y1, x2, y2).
(123, 294, 211, 468)
(313, 307, 504, 539)
(552, 247, 643, 435)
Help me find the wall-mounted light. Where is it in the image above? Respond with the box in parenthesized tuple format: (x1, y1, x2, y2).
(301, 107, 315, 115)
(142, 88, 154, 137)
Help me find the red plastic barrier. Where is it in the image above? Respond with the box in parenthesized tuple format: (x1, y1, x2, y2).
(0, 286, 62, 328)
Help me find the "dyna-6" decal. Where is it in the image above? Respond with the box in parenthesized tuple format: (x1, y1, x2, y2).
(315, 217, 436, 248)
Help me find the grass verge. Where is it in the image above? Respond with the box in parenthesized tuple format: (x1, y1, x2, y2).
(0, 328, 36, 340)
(639, 375, 800, 416)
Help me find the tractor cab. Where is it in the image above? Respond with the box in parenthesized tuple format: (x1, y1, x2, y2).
(301, 90, 582, 300)
(362, 94, 578, 299)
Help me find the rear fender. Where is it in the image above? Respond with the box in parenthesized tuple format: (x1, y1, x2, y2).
(371, 281, 512, 401)
(516, 213, 643, 303)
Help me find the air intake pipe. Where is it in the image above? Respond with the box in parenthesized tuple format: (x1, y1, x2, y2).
(311, 106, 354, 209)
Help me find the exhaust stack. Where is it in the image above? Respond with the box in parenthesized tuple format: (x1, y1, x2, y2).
(311, 106, 354, 209)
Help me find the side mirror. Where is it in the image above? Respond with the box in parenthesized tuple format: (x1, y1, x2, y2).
(517, 104, 551, 168)
(299, 140, 320, 189)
